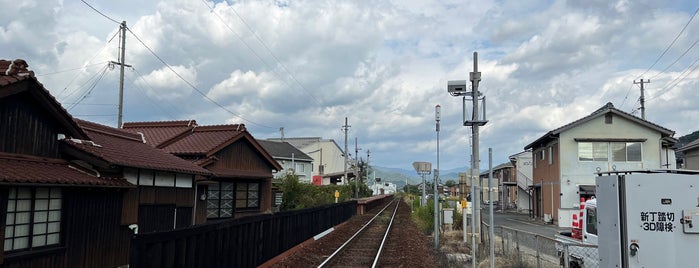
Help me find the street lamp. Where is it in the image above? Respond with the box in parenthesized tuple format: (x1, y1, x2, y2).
(412, 162, 431, 206)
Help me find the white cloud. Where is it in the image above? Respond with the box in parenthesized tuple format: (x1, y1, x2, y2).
(1, 0, 698, 170)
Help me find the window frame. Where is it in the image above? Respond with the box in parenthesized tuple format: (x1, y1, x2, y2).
(206, 182, 235, 219)
(235, 182, 260, 210)
(4, 187, 62, 253)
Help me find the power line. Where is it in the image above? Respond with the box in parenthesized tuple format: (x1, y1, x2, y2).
(80, 0, 120, 25)
(57, 30, 120, 97)
(226, 2, 323, 106)
(200, 0, 322, 106)
(647, 55, 699, 102)
(650, 37, 699, 80)
(36, 62, 109, 77)
(635, 7, 699, 80)
(125, 27, 275, 129)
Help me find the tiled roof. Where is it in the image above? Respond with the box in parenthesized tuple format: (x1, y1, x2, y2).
(525, 102, 676, 149)
(122, 120, 197, 147)
(0, 152, 132, 187)
(257, 140, 313, 161)
(160, 124, 247, 155)
(123, 121, 282, 172)
(65, 119, 211, 175)
(0, 59, 34, 86)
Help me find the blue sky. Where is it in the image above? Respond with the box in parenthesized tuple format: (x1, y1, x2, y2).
(2, 0, 698, 171)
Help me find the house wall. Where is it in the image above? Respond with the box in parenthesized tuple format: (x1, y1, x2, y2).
(558, 115, 664, 211)
(1, 187, 131, 268)
(210, 141, 275, 214)
(512, 152, 533, 212)
(685, 149, 699, 170)
(301, 141, 346, 177)
(0, 93, 63, 158)
(273, 159, 313, 183)
(532, 142, 561, 222)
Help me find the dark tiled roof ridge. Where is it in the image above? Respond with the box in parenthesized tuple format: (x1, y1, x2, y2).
(0, 59, 34, 78)
(123, 120, 198, 128)
(192, 124, 246, 132)
(75, 119, 143, 143)
(0, 152, 65, 164)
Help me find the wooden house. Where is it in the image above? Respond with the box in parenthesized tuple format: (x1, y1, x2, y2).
(62, 119, 212, 231)
(0, 59, 214, 267)
(0, 59, 135, 267)
(122, 121, 282, 219)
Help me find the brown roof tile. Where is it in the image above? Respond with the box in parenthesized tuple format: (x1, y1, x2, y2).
(122, 120, 197, 147)
(0, 152, 132, 187)
(66, 119, 212, 175)
(164, 124, 247, 155)
(0, 59, 35, 86)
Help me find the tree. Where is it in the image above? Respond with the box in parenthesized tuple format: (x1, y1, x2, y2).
(445, 179, 456, 188)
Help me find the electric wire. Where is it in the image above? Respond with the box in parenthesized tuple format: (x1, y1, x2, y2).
(80, 0, 121, 25)
(60, 63, 109, 102)
(36, 62, 109, 77)
(125, 27, 274, 128)
(647, 55, 699, 102)
(56, 30, 120, 97)
(225, 2, 323, 106)
(127, 67, 181, 119)
(67, 64, 111, 111)
(650, 37, 699, 80)
(635, 7, 699, 80)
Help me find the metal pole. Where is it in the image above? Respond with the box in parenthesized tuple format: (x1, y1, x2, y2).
(434, 104, 441, 249)
(488, 148, 494, 268)
(355, 137, 360, 199)
(422, 173, 426, 206)
(471, 51, 482, 256)
(343, 118, 349, 185)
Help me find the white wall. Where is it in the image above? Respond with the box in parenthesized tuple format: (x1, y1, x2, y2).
(558, 115, 667, 211)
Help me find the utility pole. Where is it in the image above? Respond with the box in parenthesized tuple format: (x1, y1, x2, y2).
(111, 21, 131, 128)
(279, 127, 284, 141)
(634, 79, 649, 120)
(366, 149, 371, 187)
(355, 137, 361, 199)
(434, 104, 441, 250)
(342, 118, 350, 185)
(447, 51, 487, 267)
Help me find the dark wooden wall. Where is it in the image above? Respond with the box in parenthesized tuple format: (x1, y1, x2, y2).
(2, 187, 132, 268)
(0, 91, 63, 158)
(211, 141, 274, 172)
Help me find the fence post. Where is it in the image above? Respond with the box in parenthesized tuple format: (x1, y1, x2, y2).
(563, 243, 570, 268)
(535, 235, 541, 268)
(515, 229, 519, 253)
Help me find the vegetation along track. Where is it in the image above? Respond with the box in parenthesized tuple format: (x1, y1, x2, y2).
(318, 198, 400, 268)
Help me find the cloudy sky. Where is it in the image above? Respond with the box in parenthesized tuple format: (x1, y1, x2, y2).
(2, 0, 698, 171)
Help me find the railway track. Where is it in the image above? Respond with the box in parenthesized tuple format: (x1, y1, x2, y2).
(318, 198, 401, 268)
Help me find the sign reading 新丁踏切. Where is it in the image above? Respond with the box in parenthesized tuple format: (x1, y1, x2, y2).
(640, 211, 676, 232)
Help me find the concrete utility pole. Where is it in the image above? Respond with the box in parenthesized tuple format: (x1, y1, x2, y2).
(342, 118, 350, 185)
(434, 104, 441, 250)
(355, 137, 361, 199)
(634, 79, 650, 120)
(111, 21, 131, 128)
(279, 127, 285, 141)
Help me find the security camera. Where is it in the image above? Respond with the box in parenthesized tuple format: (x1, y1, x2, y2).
(447, 80, 468, 95)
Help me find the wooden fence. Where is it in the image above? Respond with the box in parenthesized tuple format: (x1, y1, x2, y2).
(130, 200, 357, 268)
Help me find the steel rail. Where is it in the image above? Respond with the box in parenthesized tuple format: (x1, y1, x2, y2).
(317, 198, 399, 268)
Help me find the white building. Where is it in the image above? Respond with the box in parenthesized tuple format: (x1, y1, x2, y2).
(268, 137, 353, 185)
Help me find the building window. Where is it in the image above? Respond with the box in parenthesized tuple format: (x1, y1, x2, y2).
(4, 187, 62, 252)
(295, 163, 305, 173)
(612, 142, 642, 162)
(548, 146, 553, 165)
(236, 182, 259, 209)
(578, 142, 609, 161)
(206, 182, 234, 218)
